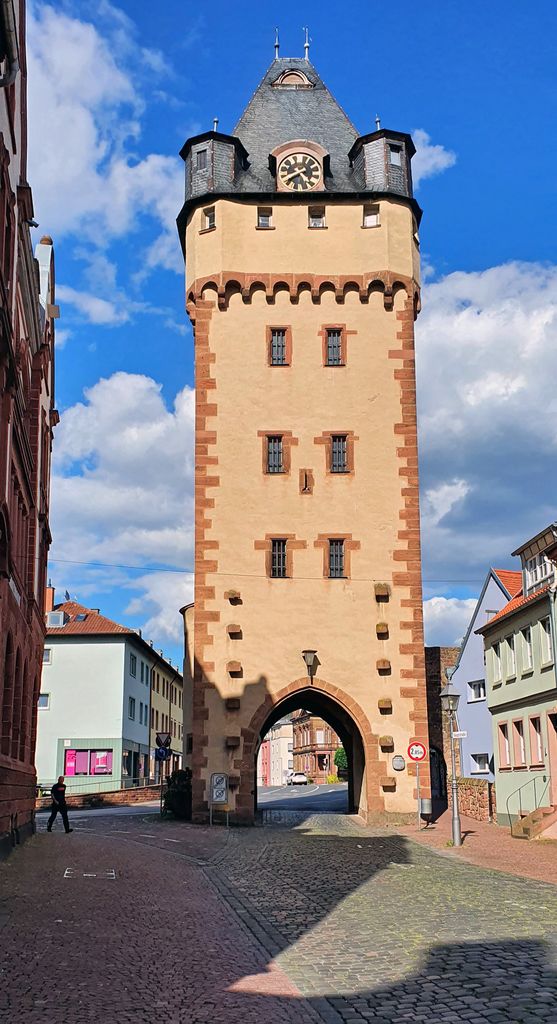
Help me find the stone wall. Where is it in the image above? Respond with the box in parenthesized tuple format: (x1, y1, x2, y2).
(447, 777, 496, 823)
(35, 784, 161, 812)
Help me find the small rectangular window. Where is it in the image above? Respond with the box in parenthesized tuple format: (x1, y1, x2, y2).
(363, 203, 380, 228)
(492, 642, 501, 681)
(471, 753, 489, 774)
(43, 648, 52, 664)
(513, 719, 526, 766)
(331, 435, 348, 473)
(140, 662, 144, 683)
(468, 679, 486, 701)
(388, 144, 402, 166)
(267, 435, 283, 474)
(155, 709, 159, 729)
(541, 617, 553, 664)
(308, 206, 325, 228)
(505, 635, 516, 676)
(530, 716, 544, 764)
(329, 539, 345, 578)
(257, 207, 272, 228)
(90, 750, 113, 775)
(150, 707, 154, 728)
(130, 653, 137, 677)
(38, 693, 49, 709)
(196, 148, 207, 170)
(270, 328, 287, 366)
(128, 697, 136, 720)
(498, 722, 510, 767)
(139, 701, 144, 725)
(271, 539, 287, 578)
(521, 627, 533, 671)
(326, 329, 343, 366)
(203, 206, 215, 230)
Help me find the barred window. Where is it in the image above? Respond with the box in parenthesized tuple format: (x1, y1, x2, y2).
(270, 329, 287, 365)
(331, 435, 347, 473)
(271, 539, 287, 578)
(329, 539, 345, 578)
(326, 329, 343, 366)
(267, 436, 283, 474)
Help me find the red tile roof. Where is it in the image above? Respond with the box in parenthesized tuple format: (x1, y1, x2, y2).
(47, 601, 132, 636)
(492, 568, 522, 598)
(477, 584, 551, 633)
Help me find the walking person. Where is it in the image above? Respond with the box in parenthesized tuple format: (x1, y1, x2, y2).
(47, 776, 73, 833)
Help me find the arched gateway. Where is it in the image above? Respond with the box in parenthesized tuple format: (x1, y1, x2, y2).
(179, 53, 430, 825)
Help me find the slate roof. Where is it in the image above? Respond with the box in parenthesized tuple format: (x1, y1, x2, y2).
(233, 58, 359, 192)
(47, 601, 131, 636)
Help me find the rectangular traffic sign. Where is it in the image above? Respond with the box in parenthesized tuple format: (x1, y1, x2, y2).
(452, 730, 467, 739)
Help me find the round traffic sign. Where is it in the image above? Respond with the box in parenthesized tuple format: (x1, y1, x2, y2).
(407, 741, 427, 762)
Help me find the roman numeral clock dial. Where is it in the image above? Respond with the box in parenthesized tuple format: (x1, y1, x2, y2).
(278, 153, 321, 191)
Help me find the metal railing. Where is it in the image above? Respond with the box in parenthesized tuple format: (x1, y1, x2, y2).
(36, 775, 158, 798)
(505, 773, 551, 826)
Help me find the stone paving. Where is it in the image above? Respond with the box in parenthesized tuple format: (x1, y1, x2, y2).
(2, 809, 557, 1022)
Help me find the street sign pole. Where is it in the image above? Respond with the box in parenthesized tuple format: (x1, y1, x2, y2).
(407, 742, 428, 831)
(416, 762, 420, 831)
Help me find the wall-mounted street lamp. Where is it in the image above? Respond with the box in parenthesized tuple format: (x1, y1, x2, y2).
(302, 649, 318, 682)
(440, 682, 462, 847)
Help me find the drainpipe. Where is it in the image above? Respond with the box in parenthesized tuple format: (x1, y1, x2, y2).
(0, 0, 19, 88)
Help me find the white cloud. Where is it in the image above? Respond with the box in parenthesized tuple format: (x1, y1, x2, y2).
(56, 284, 130, 326)
(417, 260, 557, 592)
(423, 596, 477, 648)
(27, 3, 183, 274)
(125, 572, 193, 647)
(412, 129, 456, 187)
(50, 372, 195, 643)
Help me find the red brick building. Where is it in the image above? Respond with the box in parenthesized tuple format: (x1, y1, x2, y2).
(0, 2, 57, 857)
(292, 711, 341, 784)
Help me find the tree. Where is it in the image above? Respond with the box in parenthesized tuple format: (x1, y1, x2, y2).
(334, 747, 348, 772)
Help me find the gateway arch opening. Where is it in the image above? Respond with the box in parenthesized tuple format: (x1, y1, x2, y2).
(255, 688, 366, 818)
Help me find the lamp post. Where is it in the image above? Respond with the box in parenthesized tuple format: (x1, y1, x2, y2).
(440, 682, 462, 847)
(302, 650, 318, 682)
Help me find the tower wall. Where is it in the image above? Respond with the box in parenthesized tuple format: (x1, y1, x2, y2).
(185, 194, 428, 822)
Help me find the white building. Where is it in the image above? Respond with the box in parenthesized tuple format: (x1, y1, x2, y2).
(259, 717, 293, 786)
(36, 591, 182, 794)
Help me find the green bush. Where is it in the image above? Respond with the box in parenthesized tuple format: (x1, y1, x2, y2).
(334, 747, 348, 771)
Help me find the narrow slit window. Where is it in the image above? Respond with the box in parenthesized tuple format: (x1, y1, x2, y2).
(270, 329, 287, 365)
(267, 436, 283, 474)
(530, 717, 543, 764)
(204, 206, 215, 230)
(521, 626, 533, 670)
(196, 149, 207, 170)
(363, 203, 380, 228)
(308, 206, 325, 228)
(257, 207, 272, 228)
(331, 435, 348, 473)
(326, 329, 343, 366)
(329, 539, 345, 578)
(513, 719, 526, 765)
(271, 539, 287, 578)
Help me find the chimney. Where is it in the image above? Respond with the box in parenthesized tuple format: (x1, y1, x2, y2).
(45, 581, 55, 613)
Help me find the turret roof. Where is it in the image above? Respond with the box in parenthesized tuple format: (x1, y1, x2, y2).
(233, 57, 359, 192)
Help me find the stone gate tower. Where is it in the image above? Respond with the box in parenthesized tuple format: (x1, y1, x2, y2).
(178, 53, 428, 823)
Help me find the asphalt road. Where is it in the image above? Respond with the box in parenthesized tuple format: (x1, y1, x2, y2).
(257, 782, 348, 813)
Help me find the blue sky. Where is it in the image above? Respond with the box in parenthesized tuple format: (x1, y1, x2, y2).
(27, 0, 557, 663)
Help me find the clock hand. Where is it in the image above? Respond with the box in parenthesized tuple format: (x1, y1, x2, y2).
(284, 168, 305, 182)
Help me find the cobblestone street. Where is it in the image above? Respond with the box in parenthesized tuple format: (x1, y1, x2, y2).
(2, 810, 557, 1023)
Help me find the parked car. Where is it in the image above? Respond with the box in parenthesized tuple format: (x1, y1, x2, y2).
(285, 770, 295, 785)
(290, 771, 308, 786)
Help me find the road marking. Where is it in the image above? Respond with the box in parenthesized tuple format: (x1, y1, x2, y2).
(64, 868, 116, 879)
(162, 838, 181, 843)
(138, 834, 156, 838)
(112, 830, 131, 834)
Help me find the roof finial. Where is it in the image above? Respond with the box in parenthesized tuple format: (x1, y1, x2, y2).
(375, 113, 381, 131)
(213, 116, 219, 132)
(274, 27, 279, 59)
(303, 26, 310, 60)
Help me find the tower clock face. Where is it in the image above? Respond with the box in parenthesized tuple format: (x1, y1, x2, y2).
(278, 153, 321, 191)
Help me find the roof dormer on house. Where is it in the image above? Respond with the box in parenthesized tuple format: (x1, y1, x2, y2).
(512, 522, 557, 596)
